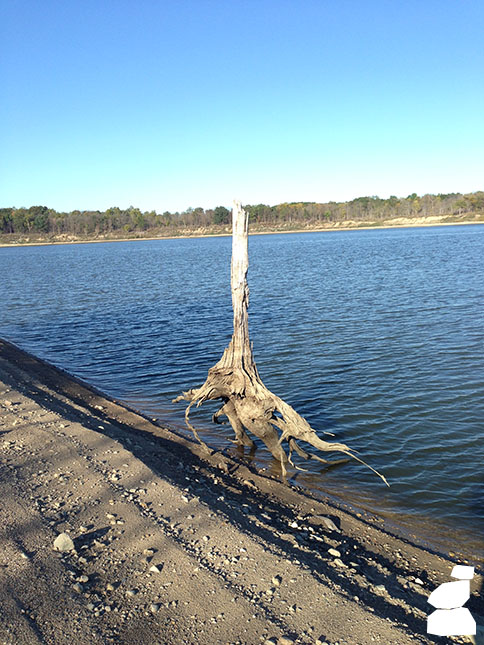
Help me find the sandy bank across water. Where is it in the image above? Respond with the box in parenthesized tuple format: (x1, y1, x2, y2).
(0, 339, 482, 644)
(0, 218, 482, 248)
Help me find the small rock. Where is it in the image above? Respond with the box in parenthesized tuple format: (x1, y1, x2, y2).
(375, 584, 387, 594)
(150, 603, 160, 613)
(72, 582, 83, 593)
(415, 577, 424, 585)
(106, 583, 115, 592)
(149, 564, 161, 573)
(328, 548, 341, 558)
(278, 637, 295, 645)
(309, 515, 340, 532)
(333, 558, 346, 568)
(272, 575, 282, 586)
(202, 536, 210, 542)
(54, 533, 75, 552)
(126, 589, 138, 597)
(243, 479, 256, 488)
(19, 552, 29, 560)
(78, 575, 89, 583)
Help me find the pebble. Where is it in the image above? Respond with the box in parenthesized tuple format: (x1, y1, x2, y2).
(328, 548, 341, 558)
(126, 589, 138, 597)
(149, 564, 161, 573)
(271, 575, 282, 586)
(54, 532, 75, 552)
(312, 515, 340, 532)
(150, 603, 160, 613)
(278, 637, 295, 645)
(333, 558, 347, 568)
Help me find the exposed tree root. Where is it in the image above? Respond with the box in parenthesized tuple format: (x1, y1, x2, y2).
(174, 201, 388, 485)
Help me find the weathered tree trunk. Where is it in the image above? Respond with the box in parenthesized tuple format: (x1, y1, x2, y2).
(174, 201, 388, 484)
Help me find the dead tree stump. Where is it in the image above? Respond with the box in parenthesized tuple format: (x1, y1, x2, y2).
(174, 200, 388, 484)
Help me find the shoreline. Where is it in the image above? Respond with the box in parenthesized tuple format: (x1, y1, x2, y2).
(0, 218, 482, 248)
(1, 338, 481, 564)
(1, 337, 482, 643)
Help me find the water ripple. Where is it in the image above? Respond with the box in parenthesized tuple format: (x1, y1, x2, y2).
(1, 226, 484, 558)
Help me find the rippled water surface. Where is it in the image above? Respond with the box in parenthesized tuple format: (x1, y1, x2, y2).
(1, 225, 483, 559)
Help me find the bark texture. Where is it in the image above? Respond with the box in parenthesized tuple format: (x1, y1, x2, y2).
(174, 201, 388, 484)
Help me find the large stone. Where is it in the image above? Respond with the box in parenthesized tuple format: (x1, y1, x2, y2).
(428, 580, 470, 609)
(53, 532, 75, 552)
(427, 608, 476, 636)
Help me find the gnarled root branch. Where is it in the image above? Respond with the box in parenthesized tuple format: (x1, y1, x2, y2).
(173, 352, 389, 485)
(173, 200, 389, 486)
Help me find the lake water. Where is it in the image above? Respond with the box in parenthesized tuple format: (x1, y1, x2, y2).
(1, 225, 483, 561)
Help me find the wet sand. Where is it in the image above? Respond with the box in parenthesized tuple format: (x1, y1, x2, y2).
(0, 339, 482, 644)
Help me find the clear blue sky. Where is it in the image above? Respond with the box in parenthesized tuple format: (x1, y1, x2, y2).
(1, 0, 483, 212)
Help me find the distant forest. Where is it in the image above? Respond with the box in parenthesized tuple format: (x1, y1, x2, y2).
(1, 191, 483, 238)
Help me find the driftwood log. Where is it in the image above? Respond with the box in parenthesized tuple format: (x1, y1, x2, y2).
(174, 201, 388, 485)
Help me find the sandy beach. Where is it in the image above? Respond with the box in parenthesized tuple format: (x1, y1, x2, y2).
(0, 216, 482, 248)
(0, 338, 482, 645)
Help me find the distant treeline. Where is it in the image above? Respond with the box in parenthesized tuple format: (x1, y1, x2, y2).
(1, 191, 483, 236)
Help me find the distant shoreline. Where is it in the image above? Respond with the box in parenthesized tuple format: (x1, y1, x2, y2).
(0, 217, 482, 248)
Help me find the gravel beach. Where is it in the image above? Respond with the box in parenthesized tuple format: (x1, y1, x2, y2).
(0, 339, 481, 645)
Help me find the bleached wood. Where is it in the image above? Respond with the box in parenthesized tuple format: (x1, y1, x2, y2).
(174, 200, 388, 484)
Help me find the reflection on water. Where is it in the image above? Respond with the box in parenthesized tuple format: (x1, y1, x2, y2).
(1, 225, 484, 560)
